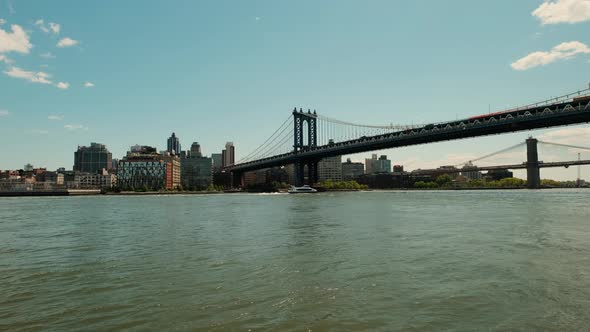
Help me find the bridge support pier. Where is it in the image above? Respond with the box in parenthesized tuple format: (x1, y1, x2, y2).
(293, 159, 319, 187)
(294, 160, 305, 187)
(526, 138, 541, 189)
(307, 160, 319, 185)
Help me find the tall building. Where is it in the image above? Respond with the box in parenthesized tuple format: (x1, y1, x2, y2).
(365, 154, 391, 174)
(221, 142, 235, 167)
(117, 146, 180, 190)
(73, 143, 112, 174)
(167, 132, 182, 155)
(342, 158, 364, 181)
(318, 156, 342, 182)
(190, 142, 202, 157)
(211, 153, 223, 172)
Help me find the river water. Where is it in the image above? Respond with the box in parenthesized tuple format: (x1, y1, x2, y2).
(1, 190, 589, 331)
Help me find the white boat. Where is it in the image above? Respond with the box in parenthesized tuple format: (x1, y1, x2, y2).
(288, 185, 318, 194)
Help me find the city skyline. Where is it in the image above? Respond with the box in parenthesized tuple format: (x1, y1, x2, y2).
(1, 1, 589, 180)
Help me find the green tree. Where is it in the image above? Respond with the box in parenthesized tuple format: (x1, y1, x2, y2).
(435, 174, 453, 187)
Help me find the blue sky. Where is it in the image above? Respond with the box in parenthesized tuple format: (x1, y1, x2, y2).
(1, 0, 589, 180)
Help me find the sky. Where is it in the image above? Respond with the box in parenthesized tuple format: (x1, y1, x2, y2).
(1, 0, 589, 180)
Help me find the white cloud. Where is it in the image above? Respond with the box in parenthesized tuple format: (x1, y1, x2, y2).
(533, 0, 590, 25)
(40, 52, 55, 59)
(48, 115, 63, 120)
(0, 18, 6, 25)
(35, 20, 60, 34)
(49, 22, 60, 34)
(539, 126, 590, 146)
(64, 124, 88, 131)
(57, 37, 78, 48)
(0, 110, 10, 117)
(511, 41, 590, 70)
(35, 19, 49, 33)
(84, 82, 94, 87)
(4, 66, 52, 84)
(0, 24, 32, 54)
(55, 82, 69, 89)
(29, 129, 49, 135)
(0, 54, 13, 63)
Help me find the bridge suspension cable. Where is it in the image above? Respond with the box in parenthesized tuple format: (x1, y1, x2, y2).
(453, 142, 526, 167)
(314, 114, 428, 146)
(237, 115, 292, 164)
(538, 141, 590, 151)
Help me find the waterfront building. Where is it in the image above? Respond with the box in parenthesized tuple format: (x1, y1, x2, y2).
(162, 153, 182, 189)
(36, 171, 65, 185)
(181, 154, 212, 190)
(365, 154, 391, 174)
(167, 132, 182, 155)
(342, 158, 364, 181)
(66, 170, 117, 189)
(117, 146, 180, 190)
(317, 156, 342, 182)
(221, 142, 235, 167)
(73, 143, 113, 174)
(393, 165, 404, 173)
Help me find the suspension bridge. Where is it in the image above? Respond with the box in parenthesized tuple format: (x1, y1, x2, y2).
(411, 138, 590, 188)
(226, 85, 590, 188)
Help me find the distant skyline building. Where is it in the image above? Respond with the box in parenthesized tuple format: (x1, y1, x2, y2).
(365, 154, 391, 174)
(461, 162, 482, 180)
(221, 142, 235, 167)
(167, 133, 182, 156)
(342, 158, 364, 181)
(190, 142, 202, 157)
(73, 143, 112, 174)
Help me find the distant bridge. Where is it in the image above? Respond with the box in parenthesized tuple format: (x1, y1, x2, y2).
(412, 140, 590, 185)
(227, 85, 590, 188)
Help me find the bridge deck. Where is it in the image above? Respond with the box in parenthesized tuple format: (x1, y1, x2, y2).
(228, 99, 590, 173)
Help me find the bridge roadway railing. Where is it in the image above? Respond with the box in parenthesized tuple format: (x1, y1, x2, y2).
(228, 99, 590, 173)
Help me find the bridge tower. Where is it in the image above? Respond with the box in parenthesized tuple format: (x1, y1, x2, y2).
(293, 108, 319, 186)
(526, 137, 541, 189)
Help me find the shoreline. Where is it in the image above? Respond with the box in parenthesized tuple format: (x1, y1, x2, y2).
(1, 186, 588, 197)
